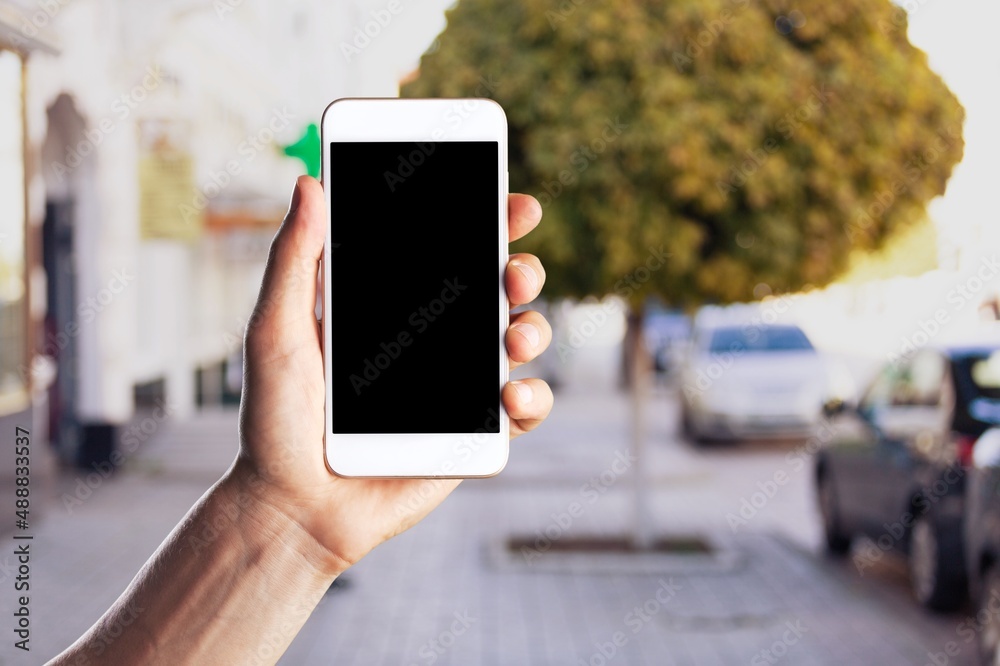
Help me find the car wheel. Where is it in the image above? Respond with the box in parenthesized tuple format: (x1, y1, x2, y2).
(978, 567, 1000, 666)
(909, 512, 966, 611)
(817, 472, 851, 556)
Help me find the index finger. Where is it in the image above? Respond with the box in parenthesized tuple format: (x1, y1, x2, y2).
(509, 193, 542, 243)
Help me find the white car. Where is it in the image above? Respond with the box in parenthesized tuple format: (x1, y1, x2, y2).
(679, 322, 828, 442)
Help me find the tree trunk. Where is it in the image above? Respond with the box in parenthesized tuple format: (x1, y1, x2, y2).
(624, 307, 654, 550)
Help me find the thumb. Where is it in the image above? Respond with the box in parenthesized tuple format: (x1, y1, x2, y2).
(245, 175, 326, 360)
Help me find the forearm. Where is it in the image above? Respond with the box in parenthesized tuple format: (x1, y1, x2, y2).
(51, 468, 342, 665)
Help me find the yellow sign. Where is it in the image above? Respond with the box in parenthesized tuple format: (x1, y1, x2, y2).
(139, 149, 199, 241)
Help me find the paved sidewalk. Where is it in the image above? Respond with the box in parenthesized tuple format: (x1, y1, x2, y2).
(0, 391, 979, 665)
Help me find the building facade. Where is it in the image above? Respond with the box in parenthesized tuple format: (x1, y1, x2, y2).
(2, 0, 374, 470)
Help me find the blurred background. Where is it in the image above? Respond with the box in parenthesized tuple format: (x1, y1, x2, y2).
(1, 0, 999, 664)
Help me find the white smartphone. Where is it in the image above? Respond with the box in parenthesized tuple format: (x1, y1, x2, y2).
(321, 98, 509, 478)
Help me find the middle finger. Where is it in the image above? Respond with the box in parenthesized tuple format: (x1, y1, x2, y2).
(506, 253, 546, 307)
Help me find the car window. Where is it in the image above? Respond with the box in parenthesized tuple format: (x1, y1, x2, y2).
(952, 350, 1000, 427)
(890, 352, 945, 407)
(707, 325, 814, 353)
(861, 364, 899, 412)
(970, 352, 1000, 399)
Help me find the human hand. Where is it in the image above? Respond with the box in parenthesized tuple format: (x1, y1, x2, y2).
(229, 175, 553, 577)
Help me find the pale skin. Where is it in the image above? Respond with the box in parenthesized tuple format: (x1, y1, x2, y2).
(51, 176, 553, 665)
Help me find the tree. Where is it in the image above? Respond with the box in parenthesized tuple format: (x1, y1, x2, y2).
(402, 0, 964, 549)
(402, 0, 964, 307)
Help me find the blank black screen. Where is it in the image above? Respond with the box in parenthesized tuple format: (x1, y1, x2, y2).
(329, 141, 500, 434)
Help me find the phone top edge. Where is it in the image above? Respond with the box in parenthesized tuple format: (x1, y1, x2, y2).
(323, 97, 506, 114)
(322, 98, 507, 141)
(324, 96, 503, 103)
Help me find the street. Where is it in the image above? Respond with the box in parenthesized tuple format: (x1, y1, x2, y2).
(0, 383, 981, 665)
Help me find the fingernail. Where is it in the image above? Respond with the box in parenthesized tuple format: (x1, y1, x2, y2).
(512, 322, 541, 349)
(531, 198, 543, 218)
(288, 178, 302, 215)
(511, 380, 533, 403)
(513, 261, 539, 292)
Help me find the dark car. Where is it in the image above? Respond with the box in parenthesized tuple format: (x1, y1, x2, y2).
(643, 308, 690, 376)
(966, 427, 1000, 665)
(815, 338, 1000, 611)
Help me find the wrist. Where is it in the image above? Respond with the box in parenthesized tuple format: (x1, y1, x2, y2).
(218, 460, 350, 580)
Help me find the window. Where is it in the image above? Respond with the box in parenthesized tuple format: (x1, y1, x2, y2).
(890, 352, 945, 407)
(0, 49, 27, 413)
(861, 364, 900, 413)
(708, 325, 814, 354)
(970, 351, 1000, 399)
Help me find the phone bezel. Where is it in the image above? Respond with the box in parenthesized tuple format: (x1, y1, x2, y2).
(321, 98, 510, 478)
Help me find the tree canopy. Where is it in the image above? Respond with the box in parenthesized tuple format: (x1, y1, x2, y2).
(402, 0, 964, 306)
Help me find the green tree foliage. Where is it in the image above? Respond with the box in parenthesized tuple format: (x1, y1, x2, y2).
(402, 0, 964, 306)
